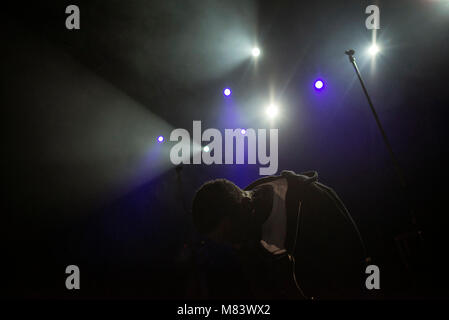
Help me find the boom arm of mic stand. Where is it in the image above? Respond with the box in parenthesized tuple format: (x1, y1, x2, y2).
(344, 50, 425, 276)
(345, 49, 407, 190)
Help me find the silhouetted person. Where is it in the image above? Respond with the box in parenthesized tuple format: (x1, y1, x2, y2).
(192, 170, 367, 299)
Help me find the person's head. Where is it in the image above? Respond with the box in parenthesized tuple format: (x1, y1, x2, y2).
(192, 179, 272, 245)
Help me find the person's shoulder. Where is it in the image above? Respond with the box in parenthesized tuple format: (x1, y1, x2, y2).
(281, 170, 318, 183)
(244, 174, 282, 190)
(244, 169, 314, 190)
(259, 176, 287, 188)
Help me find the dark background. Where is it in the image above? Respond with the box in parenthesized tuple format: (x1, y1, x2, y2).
(2, 0, 448, 299)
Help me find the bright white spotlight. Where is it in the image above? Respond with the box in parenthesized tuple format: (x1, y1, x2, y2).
(203, 146, 210, 153)
(266, 104, 279, 119)
(368, 44, 380, 56)
(252, 47, 261, 57)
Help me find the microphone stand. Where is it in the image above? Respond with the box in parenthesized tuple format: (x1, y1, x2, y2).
(345, 49, 424, 281)
(345, 49, 406, 189)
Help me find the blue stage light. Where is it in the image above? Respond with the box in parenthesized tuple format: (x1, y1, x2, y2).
(314, 79, 325, 91)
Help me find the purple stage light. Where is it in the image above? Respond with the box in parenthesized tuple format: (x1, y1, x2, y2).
(314, 79, 324, 90)
(223, 88, 231, 96)
(157, 135, 164, 143)
(241, 129, 246, 135)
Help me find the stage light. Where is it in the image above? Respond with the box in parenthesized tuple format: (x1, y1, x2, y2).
(203, 146, 210, 152)
(252, 47, 261, 57)
(314, 79, 324, 90)
(368, 44, 380, 56)
(157, 135, 164, 143)
(266, 104, 279, 119)
(223, 88, 231, 96)
(241, 129, 246, 135)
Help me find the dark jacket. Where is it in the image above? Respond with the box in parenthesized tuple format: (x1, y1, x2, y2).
(241, 170, 367, 299)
